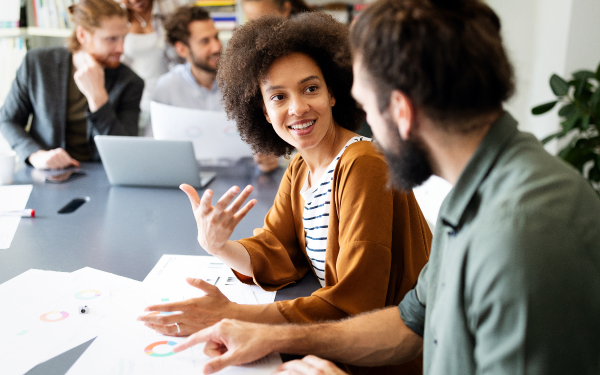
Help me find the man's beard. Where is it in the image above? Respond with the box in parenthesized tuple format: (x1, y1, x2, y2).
(190, 50, 219, 74)
(380, 115, 433, 191)
(90, 52, 120, 69)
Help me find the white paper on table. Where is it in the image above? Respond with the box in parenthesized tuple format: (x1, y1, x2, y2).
(0, 267, 141, 375)
(144, 254, 276, 305)
(0, 269, 71, 333)
(0, 184, 33, 249)
(66, 300, 282, 375)
(151, 101, 254, 164)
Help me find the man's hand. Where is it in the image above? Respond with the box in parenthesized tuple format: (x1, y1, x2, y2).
(173, 319, 275, 374)
(137, 278, 234, 336)
(253, 153, 279, 173)
(73, 52, 109, 112)
(275, 356, 348, 375)
(28, 148, 80, 170)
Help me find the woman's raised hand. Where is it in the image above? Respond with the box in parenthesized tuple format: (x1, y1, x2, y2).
(180, 184, 256, 255)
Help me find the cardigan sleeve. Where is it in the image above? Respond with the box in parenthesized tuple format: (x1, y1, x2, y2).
(276, 149, 403, 322)
(235, 158, 311, 290)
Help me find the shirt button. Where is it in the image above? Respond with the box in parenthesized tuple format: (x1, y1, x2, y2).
(433, 339, 438, 346)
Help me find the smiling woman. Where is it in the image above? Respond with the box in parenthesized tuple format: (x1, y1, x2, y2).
(139, 13, 432, 375)
(219, 13, 361, 157)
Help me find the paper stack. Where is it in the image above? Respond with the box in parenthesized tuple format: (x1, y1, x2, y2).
(0, 255, 279, 375)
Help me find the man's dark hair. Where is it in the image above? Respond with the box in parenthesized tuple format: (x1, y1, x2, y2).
(164, 5, 211, 46)
(350, 0, 514, 131)
(217, 12, 365, 157)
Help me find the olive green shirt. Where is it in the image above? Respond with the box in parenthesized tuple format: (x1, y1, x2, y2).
(399, 111, 600, 374)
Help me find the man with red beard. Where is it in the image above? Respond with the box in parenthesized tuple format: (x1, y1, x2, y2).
(0, 0, 143, 170)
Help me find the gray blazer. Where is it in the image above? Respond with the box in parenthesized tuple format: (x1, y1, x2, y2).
(0, 47, 144, 163)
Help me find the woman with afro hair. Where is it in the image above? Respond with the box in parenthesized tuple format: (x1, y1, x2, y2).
(140, 12, 431, 374)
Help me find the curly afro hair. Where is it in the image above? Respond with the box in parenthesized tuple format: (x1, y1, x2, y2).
(217, 12, 365, 157)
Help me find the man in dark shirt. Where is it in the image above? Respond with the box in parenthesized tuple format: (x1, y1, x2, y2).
(0, 0, 143, 170)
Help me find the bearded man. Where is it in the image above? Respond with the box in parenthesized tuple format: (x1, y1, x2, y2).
(152, 5, 280, 173)
(0, 0, 143, 170)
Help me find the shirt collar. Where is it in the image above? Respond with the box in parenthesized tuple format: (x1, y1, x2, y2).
(183, 62, 219, 92)
(438, 111, 519, 231)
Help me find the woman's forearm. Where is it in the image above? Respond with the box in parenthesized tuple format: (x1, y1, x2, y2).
(230, 302, 289, 325)
(210, 240, 253, 277)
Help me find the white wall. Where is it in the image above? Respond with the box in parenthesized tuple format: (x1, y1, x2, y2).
(487, 0, 600, 154)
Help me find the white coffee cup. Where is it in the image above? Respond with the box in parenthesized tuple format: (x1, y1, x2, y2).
(0, 151, 17, 185)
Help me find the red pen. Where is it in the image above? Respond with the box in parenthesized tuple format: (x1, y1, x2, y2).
(0, 209, 35, 217)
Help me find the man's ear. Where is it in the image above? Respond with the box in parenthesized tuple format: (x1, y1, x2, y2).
(262, 103, 271, 124)
(174, 41, 189, 60)
(76, 25, 90, 47)
(389, 90, 414, 140)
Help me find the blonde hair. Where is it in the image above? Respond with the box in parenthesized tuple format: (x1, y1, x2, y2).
(68, 0, 127, 52)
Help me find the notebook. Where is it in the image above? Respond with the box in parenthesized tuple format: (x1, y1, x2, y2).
(94, 135, 215, 189)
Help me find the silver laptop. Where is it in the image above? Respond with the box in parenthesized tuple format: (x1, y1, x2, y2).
(95, 135, 215, 189)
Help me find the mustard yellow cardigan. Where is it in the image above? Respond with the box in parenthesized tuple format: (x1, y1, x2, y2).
(237, 141, 431, 374)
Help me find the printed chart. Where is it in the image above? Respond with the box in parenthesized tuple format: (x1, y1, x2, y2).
(143, 254, 276, 305)
(0, 267, 141, 375)
(66, 290, 281, 375)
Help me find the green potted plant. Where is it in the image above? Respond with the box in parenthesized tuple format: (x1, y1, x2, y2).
(532, 62, 600, 195)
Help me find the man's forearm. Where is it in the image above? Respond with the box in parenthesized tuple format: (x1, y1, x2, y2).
(265, 306, 423, 367)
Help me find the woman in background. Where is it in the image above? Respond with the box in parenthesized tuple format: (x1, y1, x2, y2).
(242, 0, 311, 20)
(120, 0, 193, 135)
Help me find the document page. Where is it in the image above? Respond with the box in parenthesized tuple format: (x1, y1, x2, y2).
(0, 267, 141, 375)
(66, 282, 282, 375)
(151, 101, 255, 163)
(144, 254, 276, 305)
(0, 184, 32, 249)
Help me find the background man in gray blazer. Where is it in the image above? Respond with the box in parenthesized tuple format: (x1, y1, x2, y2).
(0, 0, 143, 170)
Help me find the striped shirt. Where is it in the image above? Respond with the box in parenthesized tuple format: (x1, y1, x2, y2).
(300, 136, 372, 286)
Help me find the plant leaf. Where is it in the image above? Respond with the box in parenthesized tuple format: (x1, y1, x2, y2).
(550, 74, 570, 96)
(581, 115, 591, 130)
(558, 103, 576, 117)
(562, 145, 594, 172)
(596, 61, 600, 81)
(561, 115, 580, 132)
(531, 101, 558, 115)
(590, 86, 600, 107)
(541, 131, 563, 144)
(575, 78, 588, 99)
(573, 70, 596, 81)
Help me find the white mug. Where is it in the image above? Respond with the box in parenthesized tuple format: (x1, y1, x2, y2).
(0, 151, 16, 185)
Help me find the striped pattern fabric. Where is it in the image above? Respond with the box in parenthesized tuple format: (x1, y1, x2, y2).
(300, 136, 372, 286)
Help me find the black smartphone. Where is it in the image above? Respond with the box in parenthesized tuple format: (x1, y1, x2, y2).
(44, 171, 86, 184)
(58, 197, 89, 214)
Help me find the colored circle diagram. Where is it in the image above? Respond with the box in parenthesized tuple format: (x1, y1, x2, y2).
(145, 341, 177, 357)
(74, 289, 102, 300)
(40, 311, 69, 322)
